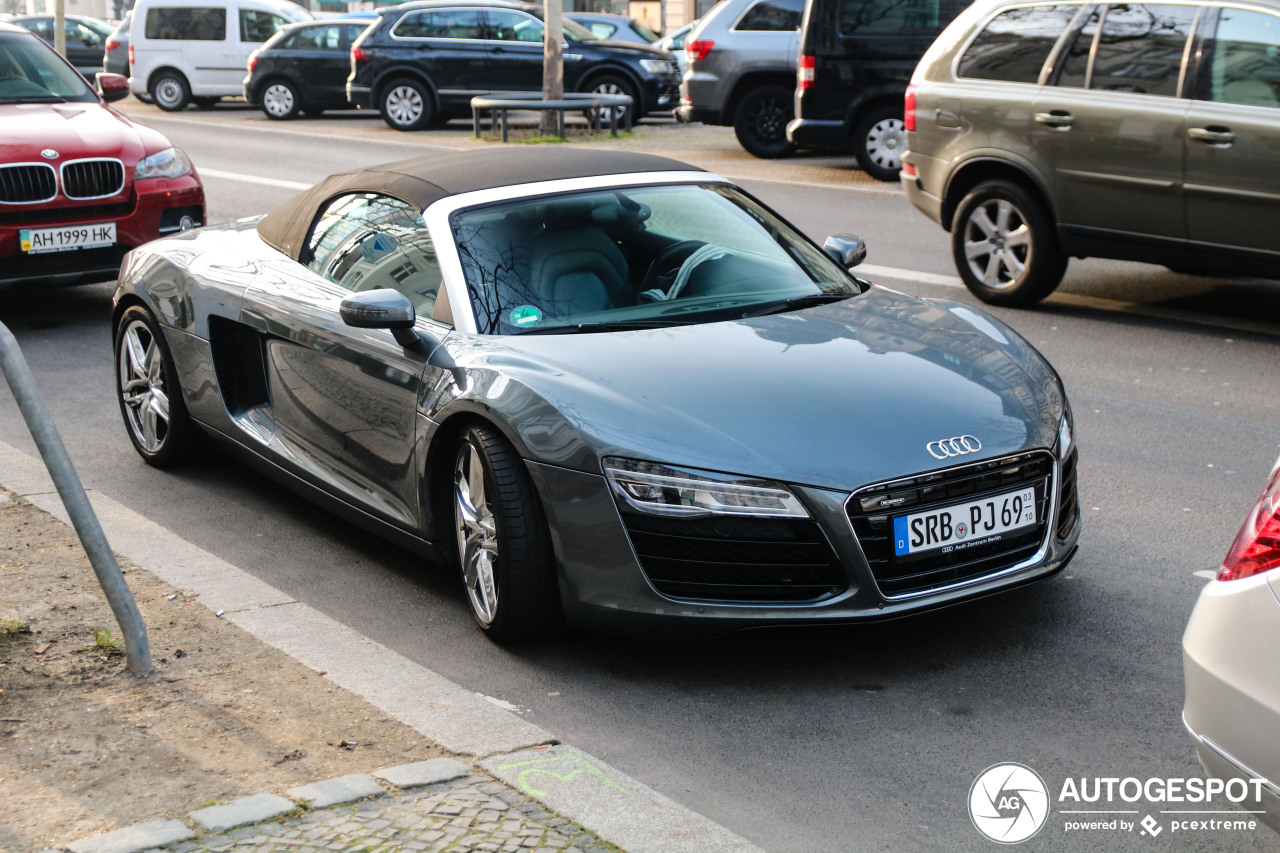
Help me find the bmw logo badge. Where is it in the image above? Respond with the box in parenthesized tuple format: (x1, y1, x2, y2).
(41, 149, 59, 160)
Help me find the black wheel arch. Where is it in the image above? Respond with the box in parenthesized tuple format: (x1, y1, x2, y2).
(942, 159, 1059, 236)
(578, 65, 645, 107)
(844, 92, 906, 139)
(723, 69, 796, 123)
(256, 75, 302, 106)
(373, 69, 439, 114)
(147, 66, 189, 93)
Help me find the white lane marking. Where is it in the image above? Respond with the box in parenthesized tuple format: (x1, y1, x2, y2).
(731, 174, 905, 196)
(198, 168, 311, 191)
(1193, 570, 1218, 580)
(859, 264, 1280, 337)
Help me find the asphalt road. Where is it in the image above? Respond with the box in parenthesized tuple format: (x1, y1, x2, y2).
(3, 103, 1280, 852)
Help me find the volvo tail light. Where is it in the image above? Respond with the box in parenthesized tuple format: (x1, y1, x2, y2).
(904, 85, 917, 132)
(686, 40, 713, 62)
(1219, 463, 1280, 581)
(351, 45, 368, 63)
(798, 55, 815, 90)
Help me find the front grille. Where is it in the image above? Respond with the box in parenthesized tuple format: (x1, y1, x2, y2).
(61, 160, 126, 200)
(1056, 450, 1079, 540)
(620, 512, 847, 603)
(0, 164, 57, 204)
(847, 451, 1055, 599)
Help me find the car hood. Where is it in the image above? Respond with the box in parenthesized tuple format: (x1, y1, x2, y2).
(451, 286, 1066, 492)
(0, 102, 159, 165)
(585, 39, 672, 58)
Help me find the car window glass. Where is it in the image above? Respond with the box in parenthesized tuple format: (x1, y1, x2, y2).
(671, 28, 687, 48)
(305, 193, 440, 317)
(394, 9, 484, 39)
(959, 5, 1080, 83)
(0, 31, 97, 102)
(144, 7, 227, 41)
(294, 24, 341, 49)
(241, 10, 289, 43)
(735, 0, 803, 32)
(20, 19, 52, 40)
(1087, 3, 1196, 94)
(838, 0, 968, 36)
(72, 20, 104, 46)
(1056, 8, 1100, 86)
(485, 10, 545, 41)
(1207, 8, 1280, 108)
(587, 21, 616, 38)
(343, 23, 369, 43)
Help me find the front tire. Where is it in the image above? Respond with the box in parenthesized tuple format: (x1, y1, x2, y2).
(852, 104, 906, 182)
(379, 77, 432, 131)
(951, 180, 1067, 306)
(452, 424, 560, 642)
(261, 80, 301, 120)
(733, 84, 795, 159)
(151, 72, 190, 112)
(582, 74, 639, 126)
(114, 306, 197, 467)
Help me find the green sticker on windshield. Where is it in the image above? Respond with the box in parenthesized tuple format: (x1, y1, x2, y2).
(510, 305, 542, 327)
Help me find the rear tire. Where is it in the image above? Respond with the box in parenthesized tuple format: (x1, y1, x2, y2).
(151, 71, 190, 111)
(114, 306, 197, 467)
(451, 424, 561, 642)
(261, 80, 301, 120)
(852, 104, 907, 182)
(192, 96, 220, 109)
(951, 180, 1067, 306)
(379, 77, 432, 131)
(733, 84, 795, 159)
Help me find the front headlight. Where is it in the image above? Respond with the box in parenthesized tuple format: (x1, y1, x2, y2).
(603, 457, 810, 518)
(135, 147, 193, 180)
(639, 58, 676, 74)
(1057, 408, 1074, 460)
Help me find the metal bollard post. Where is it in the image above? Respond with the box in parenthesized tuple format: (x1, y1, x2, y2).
(0, 320, 153, 675)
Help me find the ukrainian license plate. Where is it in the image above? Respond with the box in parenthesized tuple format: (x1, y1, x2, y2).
(893, 487, 1037, 557)
(19, 222, 116, 254)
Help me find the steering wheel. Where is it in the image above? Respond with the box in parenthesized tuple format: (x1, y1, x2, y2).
(666, 244, 732, 301)
(638, 240, 704, 300)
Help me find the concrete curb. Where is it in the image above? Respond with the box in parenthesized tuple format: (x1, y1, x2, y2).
(0, 439, 764, 853)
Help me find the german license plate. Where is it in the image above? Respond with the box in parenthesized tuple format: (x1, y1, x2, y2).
(893, 487, 1036, 556)
(19, 222, 116, 254)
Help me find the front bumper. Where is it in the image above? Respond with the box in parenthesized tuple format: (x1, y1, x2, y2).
(1183, 572, 1280, 833)
(1, 176, 204, 288)
(528, 449, 1080, 638)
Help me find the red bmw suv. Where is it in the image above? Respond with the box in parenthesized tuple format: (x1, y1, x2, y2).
(1, 22, 204, 288)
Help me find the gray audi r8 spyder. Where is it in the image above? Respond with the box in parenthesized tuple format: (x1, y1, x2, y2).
(112, 148, 1080, 642)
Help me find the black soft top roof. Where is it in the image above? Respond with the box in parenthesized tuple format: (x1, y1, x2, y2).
(257, 148, 703, 262)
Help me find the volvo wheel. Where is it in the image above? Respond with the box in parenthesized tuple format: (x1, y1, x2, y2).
(379, 78, 432, 131)
(951, 180, 1067, 306)
(114, 306, 196, 466)
(853, 104, 907, 182)
(452, 424, 559, 642)
(733, 84, 796, 159)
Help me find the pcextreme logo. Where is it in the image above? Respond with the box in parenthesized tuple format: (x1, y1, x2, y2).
(968, 763, 1269, 844)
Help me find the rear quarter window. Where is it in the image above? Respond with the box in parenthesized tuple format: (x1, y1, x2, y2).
(734, 0, 804, 31)
(144, 7, 227, 40)
(958, 4, 1082, 83)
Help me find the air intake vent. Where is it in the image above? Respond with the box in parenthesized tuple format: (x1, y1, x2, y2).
(62, 159, 125, 200)
(0, 164, 57, 204)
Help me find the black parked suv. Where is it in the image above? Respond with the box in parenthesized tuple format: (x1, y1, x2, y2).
(788, 0, 967, 180)
(245, 19, 371, 119)
(347, 0, 680, 131)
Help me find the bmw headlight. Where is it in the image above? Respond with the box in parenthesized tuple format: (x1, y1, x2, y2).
(135, 147, 194, 180)
(1057, 408, 1074, 460)
(603, 458, 809, 518)
(639, 58, 676, 74)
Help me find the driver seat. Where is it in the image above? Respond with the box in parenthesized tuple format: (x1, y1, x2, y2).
(529, 226, 628, 314)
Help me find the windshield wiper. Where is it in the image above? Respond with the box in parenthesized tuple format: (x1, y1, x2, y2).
(1, 95, 66, 103)
(512, 318, 689, 335)
(740, 292, 854, 318)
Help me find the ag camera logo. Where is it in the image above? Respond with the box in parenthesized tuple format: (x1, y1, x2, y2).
(969, 763, 1050, 844)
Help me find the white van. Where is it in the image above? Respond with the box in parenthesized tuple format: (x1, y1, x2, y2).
(129, 0, 311, 110)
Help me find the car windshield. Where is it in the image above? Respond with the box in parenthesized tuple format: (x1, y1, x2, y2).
(0, 31, 96, 103)
(629, 20, 659, 42)
(451, 184, 862, 335)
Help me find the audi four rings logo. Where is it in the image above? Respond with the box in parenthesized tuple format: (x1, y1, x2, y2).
(926, 435, 982, 460)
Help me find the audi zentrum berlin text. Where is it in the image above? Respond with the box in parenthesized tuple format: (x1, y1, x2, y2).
(111, 148, 1080, 642)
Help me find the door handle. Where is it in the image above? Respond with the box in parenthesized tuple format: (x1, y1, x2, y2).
(1188, 126, 1234, 147)
(1034, 111, 1074, 130)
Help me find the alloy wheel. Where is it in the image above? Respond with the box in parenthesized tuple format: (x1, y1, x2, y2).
(590, 80, 629, 123)
(263, 83, 295, 118)
(455, 441, 499, 626)
(386, 85, 423, 126)
(118, 319, 171, 453)
(746, 95, 788, 145)
(961, 199, 1032, 289)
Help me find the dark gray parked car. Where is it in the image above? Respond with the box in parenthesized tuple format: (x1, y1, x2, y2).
(904, 0, 1280, 305)
(112, 148, 1080, 642)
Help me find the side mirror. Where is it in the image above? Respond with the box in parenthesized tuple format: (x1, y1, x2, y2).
(340, 288, 421, 348)
(824, 233, 867, 269)
(96, 72, 130, 103)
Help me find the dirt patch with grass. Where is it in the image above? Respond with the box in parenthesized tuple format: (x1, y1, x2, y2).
(0, 491, 443, 852)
